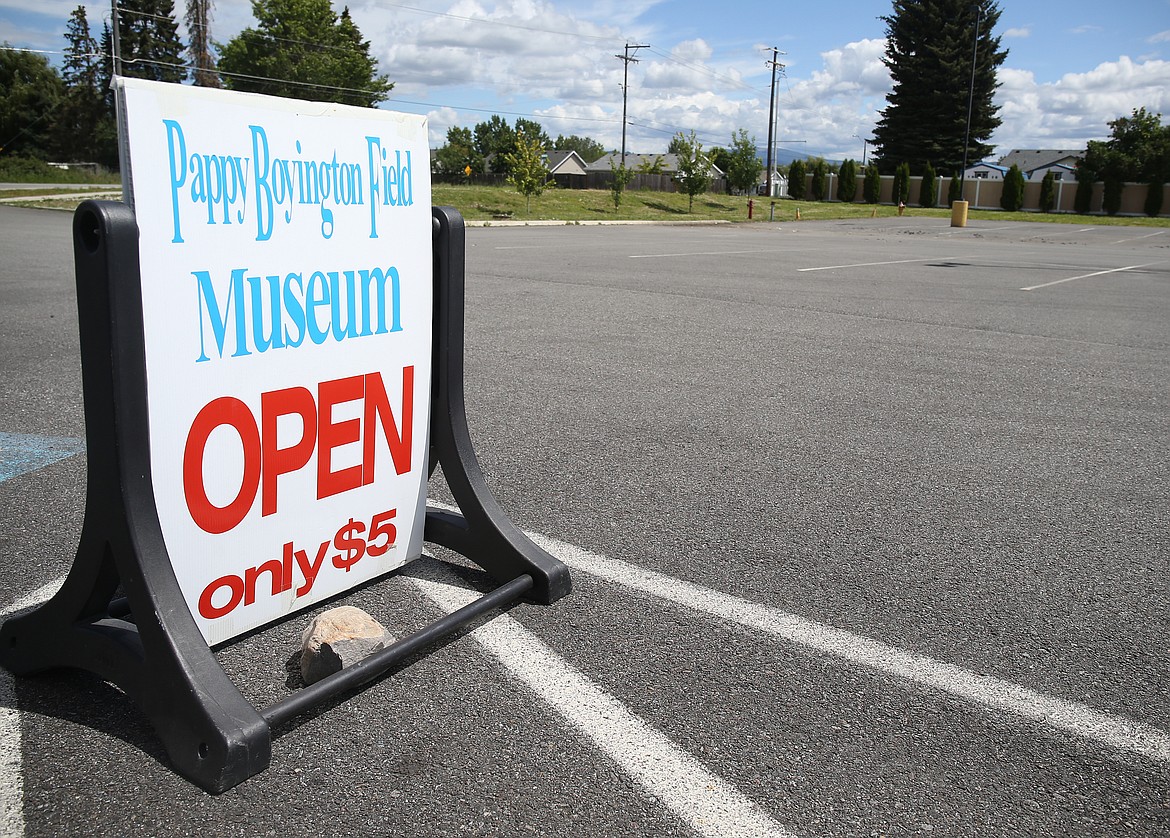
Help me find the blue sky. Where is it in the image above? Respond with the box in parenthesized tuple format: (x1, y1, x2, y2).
(3, 0, 1169, 159)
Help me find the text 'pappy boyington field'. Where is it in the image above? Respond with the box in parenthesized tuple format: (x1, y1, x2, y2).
(163, 120, 415, 242)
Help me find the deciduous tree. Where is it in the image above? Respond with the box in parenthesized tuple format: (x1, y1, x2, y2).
(434, 126, 481, 175)
(218, 0, 392, 106)
(725, 129, 762, 195)
(672, 130, 711, 212)
(504, 127, 550, 213)
(609, 152, 633, 210)
(473, 115, 515, 173)
(0, 48, 64, 159)
(554, 133, 605, 163)
(1082, 107, 1170, 185)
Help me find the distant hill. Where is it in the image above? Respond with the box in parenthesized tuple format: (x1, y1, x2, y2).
(757, 146, 845, 169)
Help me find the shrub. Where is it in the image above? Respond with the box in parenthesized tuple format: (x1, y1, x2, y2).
(1038, 171, 1056, 213)
(863, 164, 881, 203)
(837, 159, 858, 202)
(1001, 164, 1025, 212)
(919, 162, 937, 208)
(787, 159, 807, 199)
(1146, 181, 1165, 217)
(1102, 178, 1123, 215)
(892, 162, 910, 204)
(1074, 166, 1095, 214)
(810, 159, 826, 201)
(947, 171, 963, 206)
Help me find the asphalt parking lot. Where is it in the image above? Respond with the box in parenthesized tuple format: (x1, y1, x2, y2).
(1, 205, 1168, 837)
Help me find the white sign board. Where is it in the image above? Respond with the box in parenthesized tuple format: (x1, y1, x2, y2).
(116, 78, 432, 645)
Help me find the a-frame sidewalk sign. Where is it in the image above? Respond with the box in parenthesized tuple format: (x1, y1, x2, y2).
(0, 79, 570, 793)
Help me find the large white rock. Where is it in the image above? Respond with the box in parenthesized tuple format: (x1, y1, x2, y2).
(300, 606, 393, 685)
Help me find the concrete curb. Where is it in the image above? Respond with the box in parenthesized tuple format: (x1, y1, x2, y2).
(464, 218, 733, 228)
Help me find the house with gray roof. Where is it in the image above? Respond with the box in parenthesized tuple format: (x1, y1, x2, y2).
(586, 152, 723, 178)
(997, 149, 1084, 179)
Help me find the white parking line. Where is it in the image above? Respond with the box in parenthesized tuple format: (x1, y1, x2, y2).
(1, 577, 64, 838)
(797, 256, 941, 272)
(1020, 262, 1162, 291)
(629, 249, 791, 259)
(0, 673, 21, 838)
(1020, 227, 1095, 241)
(522, 531, 1170, 764)
(412, 566, 796, 838)
(1113, 230, 1167, 244)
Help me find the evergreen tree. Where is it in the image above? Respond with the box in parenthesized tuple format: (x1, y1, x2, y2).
(1001, 163, 1025, 211)
(810, 159, 827, 201)
(947, 169, 963, 205)
(788, 159, 806, 199)
(1146, 181, 1165, 217)
(893, 161, 911, 204)
(186, 0, 220, 87)
(58, 6, 108, 161)
(1102, 177, 1123, 216)
(919, 161, 937, 207)
(1074, 161, 1095, 214)
(837, 159, 858, 202)
(863, 163, 881, 203)
(115, 0, 188, 83)
(872, 0, 1006, 175)
(218, 0, 392, 106)
(1038, 170, 1056, 212)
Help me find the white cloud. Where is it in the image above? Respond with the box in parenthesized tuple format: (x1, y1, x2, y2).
(1003, 27, 1031, 39)
(992, 57, 1169, 153)
(1149, 30, 1170, 44)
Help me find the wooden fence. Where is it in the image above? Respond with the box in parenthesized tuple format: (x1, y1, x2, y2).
(800, 172, 1169, 216)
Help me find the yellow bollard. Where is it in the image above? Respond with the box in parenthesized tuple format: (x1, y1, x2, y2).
(795, 208, 801, 220)
(870, 207, 877, 218)
(950, 200, 969, 228)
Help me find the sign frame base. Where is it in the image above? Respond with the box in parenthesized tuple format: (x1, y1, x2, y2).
(0, 202, 571, 793)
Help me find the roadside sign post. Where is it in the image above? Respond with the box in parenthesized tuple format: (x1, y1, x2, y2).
(0, 80, 569, 792)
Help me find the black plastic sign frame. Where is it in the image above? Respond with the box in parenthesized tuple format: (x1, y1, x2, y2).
(0, 202, 571, 793)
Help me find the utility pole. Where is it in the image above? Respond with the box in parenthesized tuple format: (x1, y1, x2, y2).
(764, 48, 785, 196)
(616, 43, 649, 168)
(111, 0, 123, 76)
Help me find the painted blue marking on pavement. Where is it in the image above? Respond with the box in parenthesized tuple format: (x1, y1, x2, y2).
(0, 433, 85, 483)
